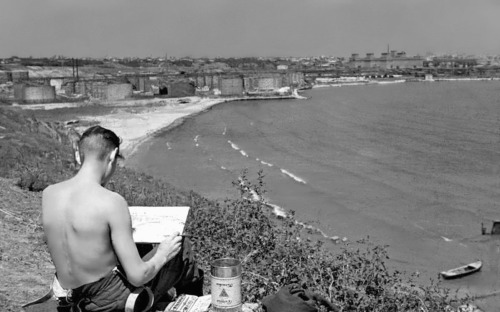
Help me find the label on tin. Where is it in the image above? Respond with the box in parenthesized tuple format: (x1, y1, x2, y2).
(211, 275, 242, 309)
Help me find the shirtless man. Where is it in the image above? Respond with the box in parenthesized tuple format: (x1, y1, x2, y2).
(42, 126, 202, 311)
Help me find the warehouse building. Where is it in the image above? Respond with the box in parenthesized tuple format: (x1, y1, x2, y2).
(14, 84, 56, 103)
(348, 51, 424, 69)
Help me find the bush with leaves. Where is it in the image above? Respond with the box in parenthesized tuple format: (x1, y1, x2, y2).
(186, 169, 469, 311)
(16, 165, 52, 192)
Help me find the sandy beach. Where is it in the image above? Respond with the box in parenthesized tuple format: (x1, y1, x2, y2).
(75, 97, 232, 156)
(19, 94, 303, 158)
(18, 96, 233, 155)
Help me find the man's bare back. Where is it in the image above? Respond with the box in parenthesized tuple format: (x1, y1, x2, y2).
(42, 177, 122, 289)
(42, 125, 182, 294)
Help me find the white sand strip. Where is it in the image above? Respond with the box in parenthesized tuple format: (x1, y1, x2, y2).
(17, 93, 304, 157)
(74, 96, 232, 156)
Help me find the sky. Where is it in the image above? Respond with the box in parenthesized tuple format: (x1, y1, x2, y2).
(1, 0, 499, 59)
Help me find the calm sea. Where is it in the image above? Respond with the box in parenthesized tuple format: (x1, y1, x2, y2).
(128, 81, 500, 291)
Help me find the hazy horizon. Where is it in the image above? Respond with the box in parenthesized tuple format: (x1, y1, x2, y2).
(1, 0, 499, 59)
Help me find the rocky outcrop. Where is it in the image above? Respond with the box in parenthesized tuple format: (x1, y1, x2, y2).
(25, 117, 65, 143)
(23, 118, 80, 166)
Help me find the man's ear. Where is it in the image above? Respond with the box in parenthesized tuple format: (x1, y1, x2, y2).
(109, 148, 118, 163)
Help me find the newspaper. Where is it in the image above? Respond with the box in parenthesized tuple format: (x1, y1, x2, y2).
(129, 206, 190, 243)
(165, 294, 212, 312)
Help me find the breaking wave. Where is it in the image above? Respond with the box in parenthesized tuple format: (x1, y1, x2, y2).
(280, 169, 307, 184)
(255, 158, 273, 167)
(228, 140, 249, 157)
(260, 160, 273, 167)
(228, 140, 240, 150)
(265, 202, 343, 242)
(266, 203, 288, 218)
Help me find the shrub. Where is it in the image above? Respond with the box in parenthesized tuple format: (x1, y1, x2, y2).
(186, 169, 467, 311)
(16, 165, 52, 192)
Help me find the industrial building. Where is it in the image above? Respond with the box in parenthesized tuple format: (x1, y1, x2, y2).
(14, 84, 56, 103)
(0, 70, 29, 84)
(194, 72, 304, 96)
(65, 81, 132, 101)
(424, 58, 477, 68)
(3, 65, 305, 104)
(348, 51, 424, 69)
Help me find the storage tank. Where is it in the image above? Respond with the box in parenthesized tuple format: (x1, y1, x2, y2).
(74, 81, 87, 95)
(196, 76, 205, 88)
(220, 77, 243, 96)
(168, 81, 195, 97)
(13, 84, 25, 99)
(257, 77, 277, 90)
(104, 83, 132, 100)
(15, 85, 56, 103)
(205, 75, 213, 89)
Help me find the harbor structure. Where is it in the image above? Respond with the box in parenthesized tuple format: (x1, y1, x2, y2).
(348, 51, 424, 69)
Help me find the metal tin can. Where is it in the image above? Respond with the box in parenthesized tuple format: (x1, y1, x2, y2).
(210, 258, 242, 312)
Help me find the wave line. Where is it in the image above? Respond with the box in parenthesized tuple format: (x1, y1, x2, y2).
(280, 169, 307, 184)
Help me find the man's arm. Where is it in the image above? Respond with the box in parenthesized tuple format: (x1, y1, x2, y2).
(107, 194, 182, 287)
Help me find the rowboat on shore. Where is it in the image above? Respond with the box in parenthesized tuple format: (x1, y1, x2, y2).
(440, 261, 482, 279)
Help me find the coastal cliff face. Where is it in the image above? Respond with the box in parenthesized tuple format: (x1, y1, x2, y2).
(0, 176, 53, 311)
(0, 108, 66, 311)
(0, 107, 76, 189)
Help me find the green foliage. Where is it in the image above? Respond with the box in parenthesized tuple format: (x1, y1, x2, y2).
(187, 169, 467, 311)
(106, 166, 211, 208)
(16, 165, 52, 192)
(0, 108, 75, 190)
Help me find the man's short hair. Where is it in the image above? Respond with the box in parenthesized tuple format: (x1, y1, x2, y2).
(78, 126, 123, 163)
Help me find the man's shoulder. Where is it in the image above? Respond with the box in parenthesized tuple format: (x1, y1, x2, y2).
(42, 180, 67, 198)
(99, 189, 128, 212)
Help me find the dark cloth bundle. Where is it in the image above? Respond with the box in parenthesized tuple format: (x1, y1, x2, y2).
(262, 284, 339, 312)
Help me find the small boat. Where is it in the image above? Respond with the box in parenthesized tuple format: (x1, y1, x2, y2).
(440, 261, 482, 279)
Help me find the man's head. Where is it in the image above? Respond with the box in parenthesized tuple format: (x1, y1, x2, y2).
(78, 126, 123, 184)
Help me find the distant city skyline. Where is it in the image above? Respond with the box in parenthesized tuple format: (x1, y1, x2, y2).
(1, 0, 499, 59)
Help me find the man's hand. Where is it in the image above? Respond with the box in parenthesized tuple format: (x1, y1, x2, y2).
(157, 232, 182, 263)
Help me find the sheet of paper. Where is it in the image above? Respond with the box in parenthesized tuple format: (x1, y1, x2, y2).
(165, 295, 212, 312)
(129, 206, 190, 243)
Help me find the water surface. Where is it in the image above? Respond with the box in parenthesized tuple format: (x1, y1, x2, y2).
(128, 81, 500, 293)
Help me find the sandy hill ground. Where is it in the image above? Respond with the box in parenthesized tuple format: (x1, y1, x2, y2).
(0, 177, 53, 312)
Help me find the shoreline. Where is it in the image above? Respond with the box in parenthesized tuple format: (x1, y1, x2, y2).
(17, 94, 304, 157)
(115, 94, 305, 157)
(312, 76, 500, 88)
